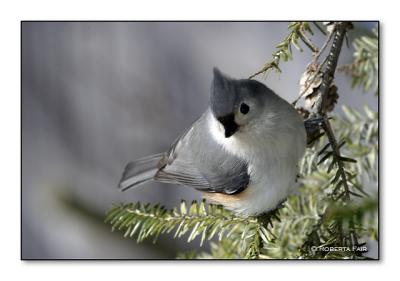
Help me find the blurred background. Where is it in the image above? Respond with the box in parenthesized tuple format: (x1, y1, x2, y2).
(21, 22, 378, 259)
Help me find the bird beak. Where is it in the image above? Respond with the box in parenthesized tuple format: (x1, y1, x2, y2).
(217, 114, 239, 138)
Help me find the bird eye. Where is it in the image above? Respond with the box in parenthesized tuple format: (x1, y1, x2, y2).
(240, 103, 250, 115)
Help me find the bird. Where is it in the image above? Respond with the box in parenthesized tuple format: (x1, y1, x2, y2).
(119, 68, 307, 216)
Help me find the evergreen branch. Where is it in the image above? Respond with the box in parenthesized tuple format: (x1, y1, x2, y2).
(311, 23, 358, 203)
(321, 120, 351, 201)
(324, 196, 377, 226)
(313, 22, 351, 116)
(313, 25, 335, 63)
(336, 106, 378, 181)
(300, 196, 377, 259)
(177, 239, 242, 259)
(297, 22, 375, 258)
(306, 22, 355, 202)
(256, 21, 377, 259)
(338, 28, 378, 94)
(292, 25, 335, 107)
(249, 22, 318, 79)
(105, 200, 263, 258)
(298, 25, 319, 53)
(300, 105, 378, 181)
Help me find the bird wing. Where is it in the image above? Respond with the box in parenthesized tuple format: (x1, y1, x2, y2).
(155, 111, 250, 195)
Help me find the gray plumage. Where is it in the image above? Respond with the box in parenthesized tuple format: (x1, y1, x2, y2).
(119, 68, 306, 216)
(120, 109, 250, 195)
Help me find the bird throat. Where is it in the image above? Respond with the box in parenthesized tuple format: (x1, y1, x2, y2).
(217, 114, 239, 138)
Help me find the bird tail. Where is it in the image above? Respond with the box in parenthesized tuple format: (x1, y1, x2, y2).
(118, 153, 165, 191)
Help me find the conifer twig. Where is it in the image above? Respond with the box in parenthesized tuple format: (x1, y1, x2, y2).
(304, 21, 365, 256)
(311, 22, 353, 199)
(313, 22, 351, 117)
(292, 25, 334, 106)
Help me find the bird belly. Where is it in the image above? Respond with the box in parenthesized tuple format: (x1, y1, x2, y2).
(202, 163, 297, 217)
(202, 187, 251, 205)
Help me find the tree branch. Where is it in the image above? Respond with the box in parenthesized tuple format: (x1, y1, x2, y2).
(310, 23, 352, 200)
(303, 22, 366, 254)
(249, 22, 319, 80)
(313, 22, 351, 117)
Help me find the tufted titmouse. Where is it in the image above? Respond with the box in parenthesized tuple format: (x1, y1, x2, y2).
(119, 68, 307, 216)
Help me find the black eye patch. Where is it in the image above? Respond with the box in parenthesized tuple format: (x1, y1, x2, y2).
(240, 103, 250, 115)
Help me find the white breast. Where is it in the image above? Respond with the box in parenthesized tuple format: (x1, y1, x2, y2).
(208, 110, 306, 216)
